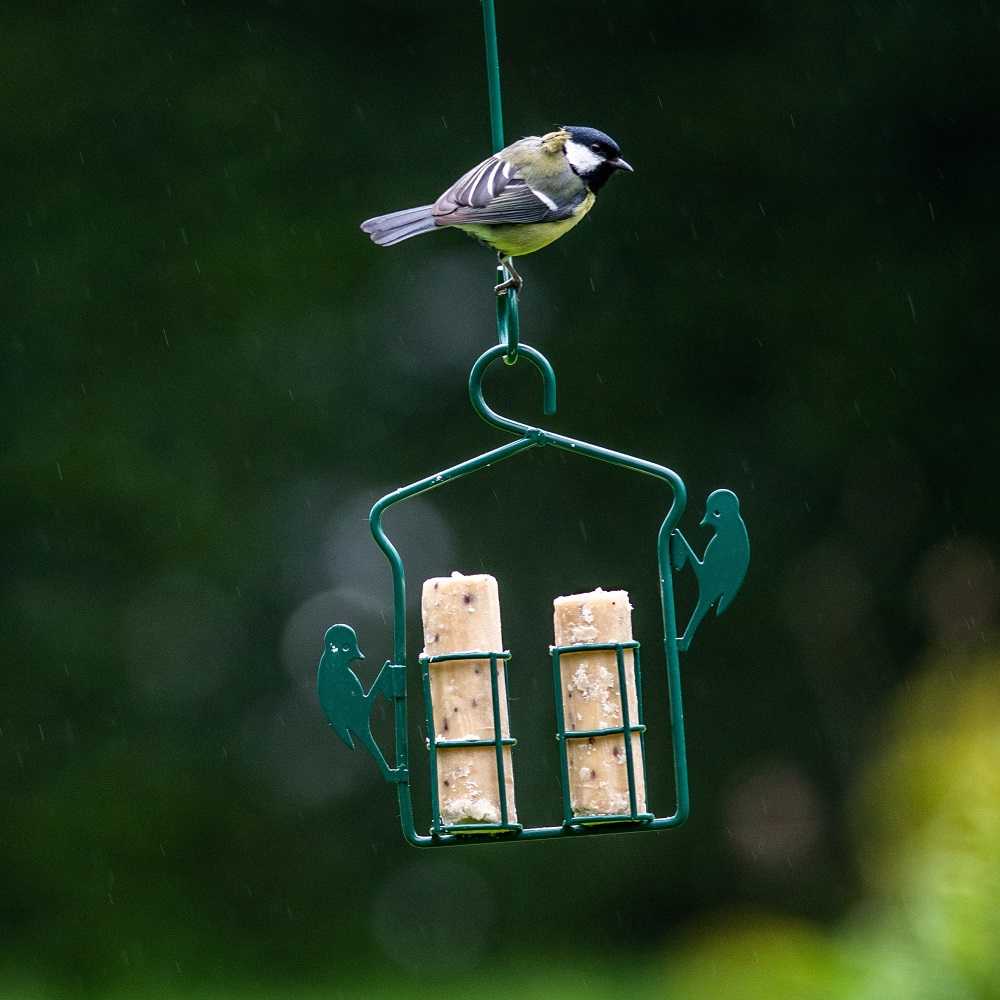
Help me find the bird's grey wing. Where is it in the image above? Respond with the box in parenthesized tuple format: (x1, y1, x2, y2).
(435, 153, 517, 213)
(433, 153, 576, 226)
(443, 179, 579, 225)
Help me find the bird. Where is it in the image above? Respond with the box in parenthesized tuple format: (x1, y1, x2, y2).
(360, 125, 633, 295)
(317, 624, 398, 780)
(671, 490, 750, 651)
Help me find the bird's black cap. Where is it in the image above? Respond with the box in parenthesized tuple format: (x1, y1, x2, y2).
(563, 126, 622, 158)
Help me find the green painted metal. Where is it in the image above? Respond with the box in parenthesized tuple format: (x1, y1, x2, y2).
(481, 0, 505, 155)
(671, 489, 750, 651)
(317, 624, 407, 783)
(481, 0, 520, 361)
(421, 650, 521, 835)
(317, 341, 750, 846)
(551, 640, 652, 826)
(315, 0, 750, 846)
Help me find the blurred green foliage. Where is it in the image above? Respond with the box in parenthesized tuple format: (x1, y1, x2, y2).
(3, 0, 1000, 996)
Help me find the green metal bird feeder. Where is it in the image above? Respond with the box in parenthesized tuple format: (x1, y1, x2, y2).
(317, 0, 750, 847)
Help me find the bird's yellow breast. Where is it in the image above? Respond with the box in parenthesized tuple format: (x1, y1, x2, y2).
(454, 192, 596, 257)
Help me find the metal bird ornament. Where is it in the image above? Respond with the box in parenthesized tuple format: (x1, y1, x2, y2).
(671, 489, 750, 651)
(317, 624, 401, 781)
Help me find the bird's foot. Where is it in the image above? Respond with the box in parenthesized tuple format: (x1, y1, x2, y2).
(494, 258, 523, 297)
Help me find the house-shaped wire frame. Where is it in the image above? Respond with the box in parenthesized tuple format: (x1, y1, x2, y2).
(318, 337, 749, 847)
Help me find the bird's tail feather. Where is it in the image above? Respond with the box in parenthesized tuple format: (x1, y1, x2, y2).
(361, 205, 437, 246)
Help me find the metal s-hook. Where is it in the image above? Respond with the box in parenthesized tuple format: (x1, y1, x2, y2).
(496, 268, 520, 363)
(469, 343, 556, 437)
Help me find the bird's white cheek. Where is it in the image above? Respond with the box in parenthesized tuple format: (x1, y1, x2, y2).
(564, 141, 603, 175)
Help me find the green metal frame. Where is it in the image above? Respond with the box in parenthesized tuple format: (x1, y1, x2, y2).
(354, 343, 691, 846)
(318, 349, 750, 845)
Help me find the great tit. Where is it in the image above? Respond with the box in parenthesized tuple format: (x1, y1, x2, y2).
(360, 125, 632, 294)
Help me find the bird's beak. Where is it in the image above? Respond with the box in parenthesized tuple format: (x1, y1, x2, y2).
(609, 156, 633, 173)
(699, 514, 709, 527)
(355, 649, 365, 660)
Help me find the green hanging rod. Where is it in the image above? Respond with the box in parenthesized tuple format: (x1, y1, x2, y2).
(481, 0, 520, 362)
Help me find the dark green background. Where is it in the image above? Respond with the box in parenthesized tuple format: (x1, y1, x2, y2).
(4, 1, 999, 996)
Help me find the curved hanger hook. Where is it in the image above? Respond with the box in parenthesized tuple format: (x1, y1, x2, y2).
(469, 343, 556, 437)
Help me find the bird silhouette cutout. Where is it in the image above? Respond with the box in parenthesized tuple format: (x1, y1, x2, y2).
(317, 624, 399, 781)
(671, 489, 750, 651)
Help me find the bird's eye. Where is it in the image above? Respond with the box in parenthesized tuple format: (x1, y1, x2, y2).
(590, 142, 603, 153)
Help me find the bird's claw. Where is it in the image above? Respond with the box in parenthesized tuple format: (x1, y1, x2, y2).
(494, 275, 522, 297)
(495, 257, 523, 297)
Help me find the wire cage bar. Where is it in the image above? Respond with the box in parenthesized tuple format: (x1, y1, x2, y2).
(551, 640, 653, 826)
(420, 649, 521, 835)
